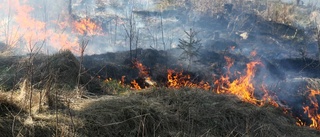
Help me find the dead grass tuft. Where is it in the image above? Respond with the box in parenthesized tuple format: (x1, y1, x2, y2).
(76, 88, 320, 137)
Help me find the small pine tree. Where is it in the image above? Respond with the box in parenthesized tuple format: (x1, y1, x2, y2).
(178, 28, 202, 69)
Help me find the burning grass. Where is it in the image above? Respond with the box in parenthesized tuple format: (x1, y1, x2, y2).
(1, 49, 319, 134)
(124, 57, 320, 131)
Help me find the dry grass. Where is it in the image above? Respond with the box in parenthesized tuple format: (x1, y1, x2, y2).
(76, 88, 320, 137)
(0, 81, 81, 137)
(1, 86, 320, 137)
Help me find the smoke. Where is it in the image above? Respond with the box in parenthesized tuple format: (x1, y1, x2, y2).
(0, 0, 224, 55)
(0, 0, 319, 58)
(0, 0, 78, 54)
(0, 0, 152, 55)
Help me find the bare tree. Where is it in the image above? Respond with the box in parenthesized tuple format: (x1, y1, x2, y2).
(37, 0, 49, 113)
(76, 38, 89, 97)
(74, 7, 98, 97)
(123, 11, 137, 61)
(26, 38, 45, 115)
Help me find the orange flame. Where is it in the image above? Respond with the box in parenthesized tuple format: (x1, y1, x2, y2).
(49, 32, 79, 51)
(0, 0, 102, 54)
(214, 57, 279, 106)
(131, 80, 141, 90)
(302, 88, 320, 130)
(130, 60, 153, 89)
(296, 118, 306, 127)
(224, 56, 234, 75)
(222, 61, 261, 104)
(167, 69, 211, 90)
(260, 85, 279, 107)
(103, 78, 112, 83)
(3, 0, 46, 49)
(133, 60, 150, 78)
(73, 18, 102, 36)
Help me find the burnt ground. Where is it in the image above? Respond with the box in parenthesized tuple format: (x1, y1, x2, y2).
(82, 46, 320, 123)
(80, 10, 320, 123)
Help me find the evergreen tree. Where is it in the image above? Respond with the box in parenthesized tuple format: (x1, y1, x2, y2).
(178, 28, 202, 69)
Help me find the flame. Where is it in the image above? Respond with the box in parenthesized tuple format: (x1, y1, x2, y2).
(0, 0, 102, 54)
(133, 60, 150, 78)
(214, 57, 278, 106)
(2, 0, 46, 49)
(124, 57, 320, 132)
(167, 69, 211, 90)
(130, 60, 153, 89)
(296, 118, 306, 127)
(73, 18, 102, 36)
(302, 88, 320, 130)
(224, 56, 234, 75)
(49, 32, 79, 51)
(220, 61, 261, 104)
(131, 80, 141, 90)
(103, 78, 112, 83)
(165, 58, 278, 107)
(260, 85, 279, 107)
(167, 69, 182, 88)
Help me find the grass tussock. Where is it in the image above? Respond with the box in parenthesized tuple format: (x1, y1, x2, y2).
(77, 88, 320, 137)
(0, 80, 82, 137)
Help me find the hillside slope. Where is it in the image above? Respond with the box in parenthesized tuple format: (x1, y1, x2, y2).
(1, 88, 320, 137)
